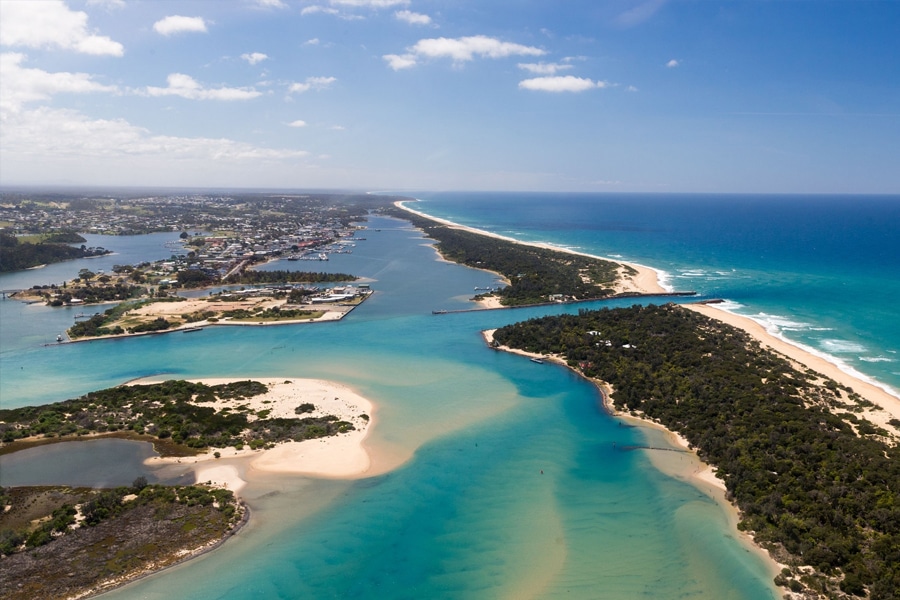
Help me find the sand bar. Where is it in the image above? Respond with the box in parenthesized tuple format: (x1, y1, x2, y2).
(686, 303, 900, 437)
(397, 201, 666, 296)
(139, 377, 374, 493)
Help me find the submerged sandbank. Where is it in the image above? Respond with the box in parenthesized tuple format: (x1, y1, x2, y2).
(481, 328, 786, 584)
(138, 377, 375, 493)
(396, 201, 667, 296)
(686, 304, 900, 438)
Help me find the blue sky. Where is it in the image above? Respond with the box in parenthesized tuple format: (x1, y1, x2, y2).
(1, 0, 898, 193)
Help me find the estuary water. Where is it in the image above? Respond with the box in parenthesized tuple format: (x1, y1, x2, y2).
(3, 194, 884, 599)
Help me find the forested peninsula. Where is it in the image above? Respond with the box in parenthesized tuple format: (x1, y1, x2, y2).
(387, 205, 627, 305)
(0, 232, 110, 272)
(492, 304, 899, 599)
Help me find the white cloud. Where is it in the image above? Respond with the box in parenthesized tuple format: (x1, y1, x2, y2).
(666, 59, 679, 68)
(518, 75, 606, 93)
(0, 0, 124, 56)
(414, 36, 544, 62)
(145, 73, 262, 100)
(305, 38, 321, 45)
(385, 35, 545, 69)
(383, 54, 417, 70)
(255, 0, 287, 8)
(395, 10, 431, 25)
(287, 120, 307, 127)
(0, 52, 118, 112)
(288, 76, 337, 93)
(241, 52, 269, 65)
(153, 16, 208, 36)
(301, 5, 343, 17)
(518, 62, 573, 76)
(626, 85, 639, 92)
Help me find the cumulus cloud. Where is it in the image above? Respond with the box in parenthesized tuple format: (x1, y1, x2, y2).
(301, 5, 342, 17)
(384, 35, 544, 70)
(383, 54, 417, 70)
(255, 0, 287, 8)
(145, 73, 262, 100)
(1, 52, 118, 112)
(518, 75, 606, 93)
(395, 10, 431, 25)
(288, 76, 337, 94)
(153, 15, 208, 36)
(287, 120, 307, 127)
(0, 0, 124, 56)
(241, 52, 268, 65)
(518, 62, 573, 75)
(666, 59, 679, 68)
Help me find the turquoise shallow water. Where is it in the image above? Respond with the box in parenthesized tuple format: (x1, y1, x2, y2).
(0, 211, 784, 599)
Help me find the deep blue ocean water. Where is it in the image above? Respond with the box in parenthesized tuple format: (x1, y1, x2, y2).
(3, 192, 897, 599)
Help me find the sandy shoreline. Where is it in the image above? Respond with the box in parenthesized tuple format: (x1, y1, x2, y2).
(137, 377, 375, 494)
(396, 201, 667, 296)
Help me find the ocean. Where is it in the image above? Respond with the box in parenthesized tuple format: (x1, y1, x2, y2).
(1, 192, 897, 599)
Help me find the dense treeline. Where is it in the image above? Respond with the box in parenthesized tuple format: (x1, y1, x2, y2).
(42, 232, 87, 243)
(493, 304, 900, 599)
(388, 207, 624, 305)
(0, 232, 110, 272)
(0, 380, 358, 454)
(233, 269, 357, 284)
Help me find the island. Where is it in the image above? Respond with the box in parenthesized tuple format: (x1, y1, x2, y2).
(0, 231, 111, 273)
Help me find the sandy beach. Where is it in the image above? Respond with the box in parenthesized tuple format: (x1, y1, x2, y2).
(138, 377, 375, 493)
(397, 201, 666, 296)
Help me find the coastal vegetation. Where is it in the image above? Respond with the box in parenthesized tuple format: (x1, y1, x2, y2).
(0, 481, 244, 600)
(388, 207, 625, 305)
(0, 231, 110, 272)
(493, 304, 900, 599)
(0, 379, 357, 455)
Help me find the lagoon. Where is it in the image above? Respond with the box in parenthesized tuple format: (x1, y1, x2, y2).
(1, 209, 789, 599)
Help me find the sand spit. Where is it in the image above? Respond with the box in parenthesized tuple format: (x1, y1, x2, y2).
(139, 377, 374, 493)
(396, 201, 666, 296)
